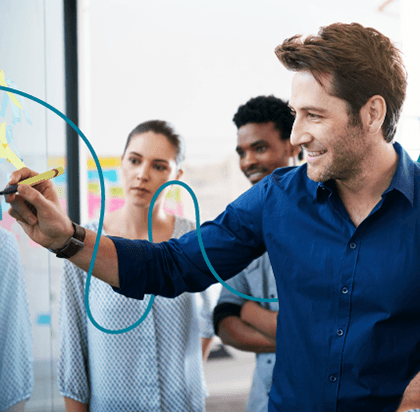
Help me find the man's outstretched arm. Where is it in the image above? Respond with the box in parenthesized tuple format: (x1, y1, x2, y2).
(67, 230, 119, 287)
(6, 167, 266, 300)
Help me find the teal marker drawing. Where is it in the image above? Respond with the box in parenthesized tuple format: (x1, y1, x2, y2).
(0, 84, 277, 336)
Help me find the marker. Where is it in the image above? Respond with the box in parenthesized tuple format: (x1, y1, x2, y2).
(0, 167, 65, 195)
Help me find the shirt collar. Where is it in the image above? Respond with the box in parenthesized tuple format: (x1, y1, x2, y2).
(385, 141, 414, 206)
(314, 142, 415, 206)
(316, 179, 334, 202)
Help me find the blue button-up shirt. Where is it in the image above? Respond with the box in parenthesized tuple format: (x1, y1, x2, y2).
(110, 142, 420, 411)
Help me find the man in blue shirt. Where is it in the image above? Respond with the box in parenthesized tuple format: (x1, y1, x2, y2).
(213, 95, 300, 412)
(6, 22, 420, 411)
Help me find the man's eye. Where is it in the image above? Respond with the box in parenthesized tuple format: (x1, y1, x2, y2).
(308, 113, 320, 119)
(154, 164, 166, 171)
(256, 146, 267, 153)
(129, 158, 139, 164)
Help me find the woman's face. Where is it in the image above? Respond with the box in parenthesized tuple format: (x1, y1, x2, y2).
(120, 131, 182, 208)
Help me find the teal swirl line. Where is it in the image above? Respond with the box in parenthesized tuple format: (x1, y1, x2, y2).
(0, 85, 120, 333)
(0, 85, 277, 336)
(150, 181, 278, 304)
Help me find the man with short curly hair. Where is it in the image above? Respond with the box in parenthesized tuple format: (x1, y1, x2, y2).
(213, 95, 300, 412)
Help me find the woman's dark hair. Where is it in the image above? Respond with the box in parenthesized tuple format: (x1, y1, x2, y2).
(123, 120, 185, 167)
(275, 22, 407, 142)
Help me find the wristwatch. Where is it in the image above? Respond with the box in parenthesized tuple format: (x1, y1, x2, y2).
(49, 222, 86, 258)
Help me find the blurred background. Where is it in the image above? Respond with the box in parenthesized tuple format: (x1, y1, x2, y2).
(0, 0, 419, 410)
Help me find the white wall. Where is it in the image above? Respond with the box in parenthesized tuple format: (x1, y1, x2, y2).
(78, 0, 411, 226)
(80, 0, 402, 166)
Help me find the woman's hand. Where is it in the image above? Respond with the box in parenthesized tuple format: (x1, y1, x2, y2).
(5, 167, 74, 249)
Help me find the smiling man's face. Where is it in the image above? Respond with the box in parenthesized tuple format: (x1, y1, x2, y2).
(289, 71, 370, 183)
(236, 122, 295, 185)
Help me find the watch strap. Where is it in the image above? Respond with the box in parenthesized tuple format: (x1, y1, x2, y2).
(49, 222, 86, 259)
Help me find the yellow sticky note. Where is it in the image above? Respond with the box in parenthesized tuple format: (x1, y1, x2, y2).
(0, 70, 23, 110)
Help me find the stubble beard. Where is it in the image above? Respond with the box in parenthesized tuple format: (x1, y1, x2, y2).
(307, 123, 367, 183)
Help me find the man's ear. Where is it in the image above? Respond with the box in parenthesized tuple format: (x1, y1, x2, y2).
(360, 95, 387, 136)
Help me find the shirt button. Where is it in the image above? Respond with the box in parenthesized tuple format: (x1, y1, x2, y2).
(349, 242, 357, 249)
(329, 375, 337, 383)
(267, 359, 272, 364)
(341, 286, 349, 294)
(270, 294, 275, 299)
(336, 329, 344, 336)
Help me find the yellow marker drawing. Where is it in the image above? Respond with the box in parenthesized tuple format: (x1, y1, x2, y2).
(0, 122, 27, 169)
(18, 167, 64, 186)
(0, 70, 23, 110)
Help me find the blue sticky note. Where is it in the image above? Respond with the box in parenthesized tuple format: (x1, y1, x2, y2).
(88, 169, 118, 183)
(54, 172, 66, 184)
(88, 170, 99, 180)
(104, 169, 118, 182)
(37, 314, 51, 325)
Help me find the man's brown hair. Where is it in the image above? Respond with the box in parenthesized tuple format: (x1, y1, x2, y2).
(275, 22, 407, 142)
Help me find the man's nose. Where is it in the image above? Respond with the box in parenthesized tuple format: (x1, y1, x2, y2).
(290, 116, 311, 148)
(241, 151, 257, 170)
